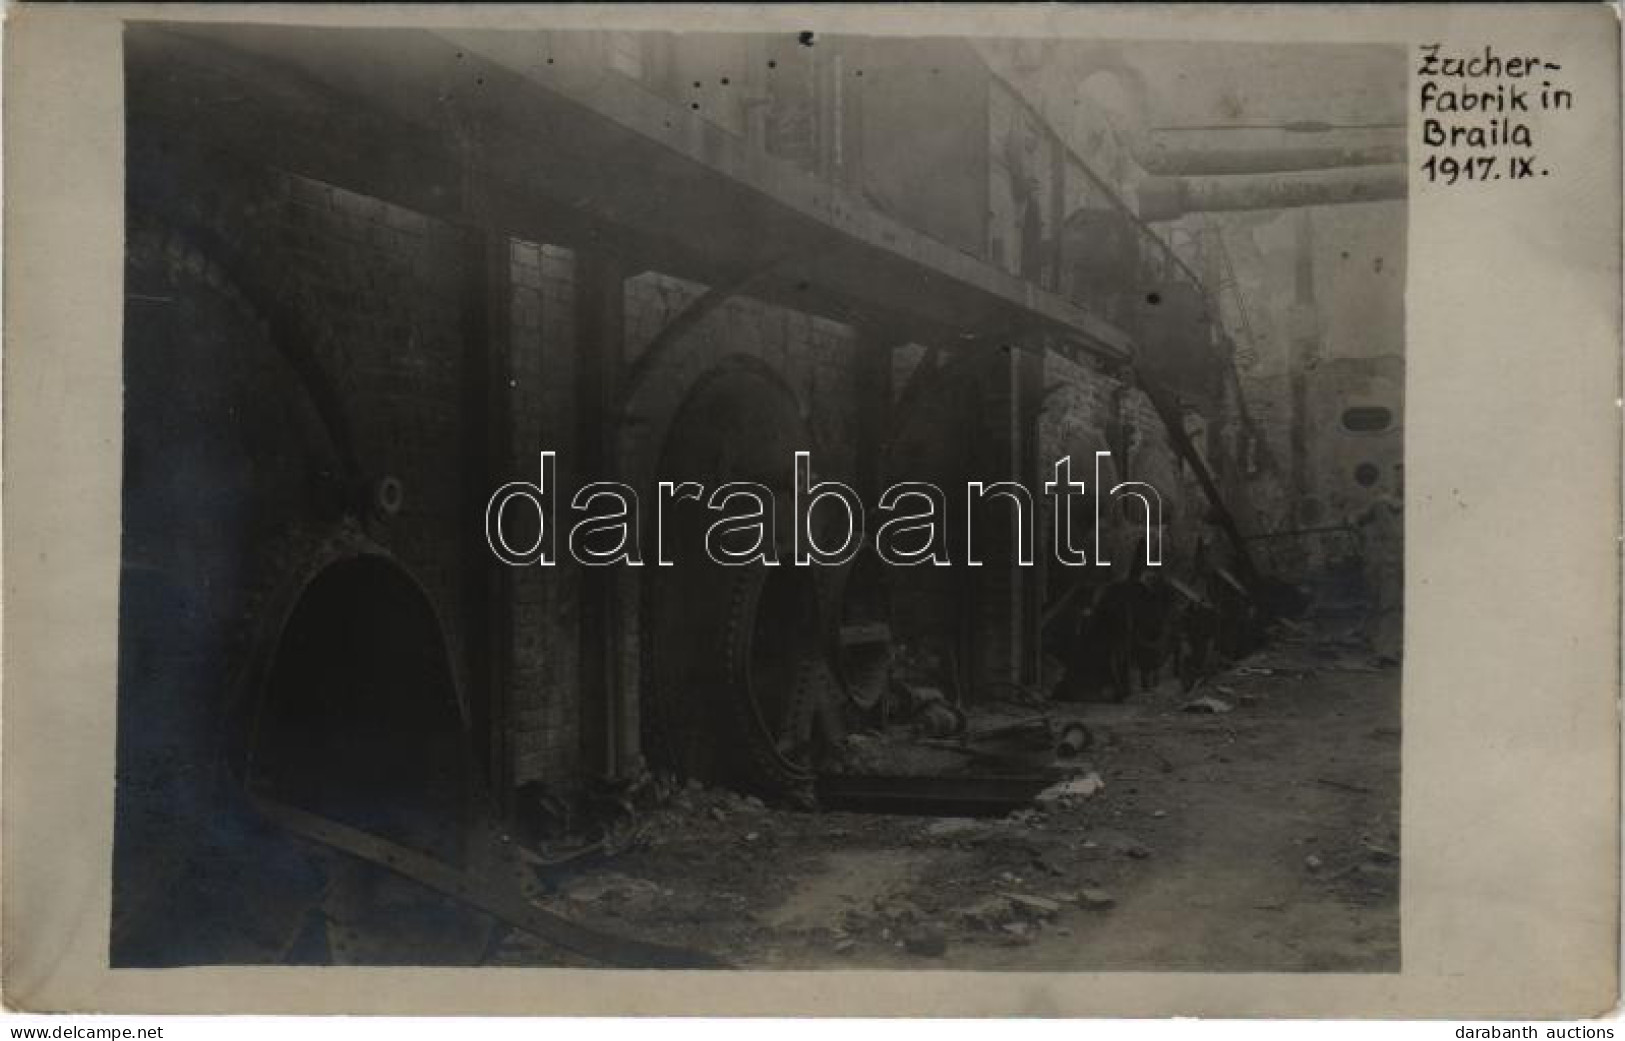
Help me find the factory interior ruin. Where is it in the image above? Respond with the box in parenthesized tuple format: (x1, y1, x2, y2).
(113, 24, 1406, 971)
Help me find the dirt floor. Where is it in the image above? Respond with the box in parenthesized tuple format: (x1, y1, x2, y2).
(492, 628, 1401, 971)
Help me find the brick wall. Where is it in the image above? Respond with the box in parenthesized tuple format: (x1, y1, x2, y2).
(505, 241, 585, 787)
(275, 174, 472, 663)
(502, 268, 866, 788)
(130, 149, 481, 725)
(621, 272, 862, 485)
(136, 149, 1258, 798)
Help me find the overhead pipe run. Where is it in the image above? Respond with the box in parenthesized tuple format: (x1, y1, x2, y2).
(1137, 126, 1406, 176)
(1137, 164, 1407, 222)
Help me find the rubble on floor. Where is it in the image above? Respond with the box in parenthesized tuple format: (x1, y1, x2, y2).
(493, 629, 1399, 971)
(1035, 772, 1105, 804)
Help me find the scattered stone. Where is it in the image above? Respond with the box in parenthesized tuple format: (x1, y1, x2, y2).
(709, 806, 728, 822)
(1078, 887, 1116, 910)
(1000, 921, 1035, 944)
(875, 897, 924, 924)
(740, 795, 767, 814)
(903, 925, 948, 957)
(1181, 696, 1234, 714)
(1055, 723, 1091, 759)
(1152, 810, 1167, 819)
(1036, 771, 1105, 804)
(958, 895, 1014, 930)
(744, 831, 760, 843)
(1305, 854, 1325, 872)
(917, 702, 961, 738)
(833, 938, 857, 954)
(686, 777, 704, 792)
(560, 873, 670, 916)
(1001, 893, 1062, 918)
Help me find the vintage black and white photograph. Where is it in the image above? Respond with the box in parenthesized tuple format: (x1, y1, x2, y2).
(113, 21, 1406, 972)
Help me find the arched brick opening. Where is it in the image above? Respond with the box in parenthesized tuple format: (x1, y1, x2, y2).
(247, 554, 472, 863)
(112, 217, 389, 965)
(639, 360, 830, 792)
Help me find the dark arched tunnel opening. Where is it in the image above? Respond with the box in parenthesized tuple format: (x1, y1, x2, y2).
(248, 555, 472, 865)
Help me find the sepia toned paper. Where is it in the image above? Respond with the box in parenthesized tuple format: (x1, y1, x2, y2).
(2, 1, 1619, 1018)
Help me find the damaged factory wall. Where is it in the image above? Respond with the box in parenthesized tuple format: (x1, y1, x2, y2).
(1190, 202, 1408, 583)
(121, 150, 482, 741)
(117, 144, 488, 962)
(105, 21, 1415, 974)
(118, 28, 1275, 808)
(113, 27, 1323, 967)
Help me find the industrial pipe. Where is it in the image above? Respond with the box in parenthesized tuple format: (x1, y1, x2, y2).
(1137, 127, 1405, 176)
(1138, 164, 1407, 221)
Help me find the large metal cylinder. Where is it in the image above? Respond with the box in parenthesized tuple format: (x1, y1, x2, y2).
(1137, 127, 1405, 176)
(1139, 165, 1407, 221)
